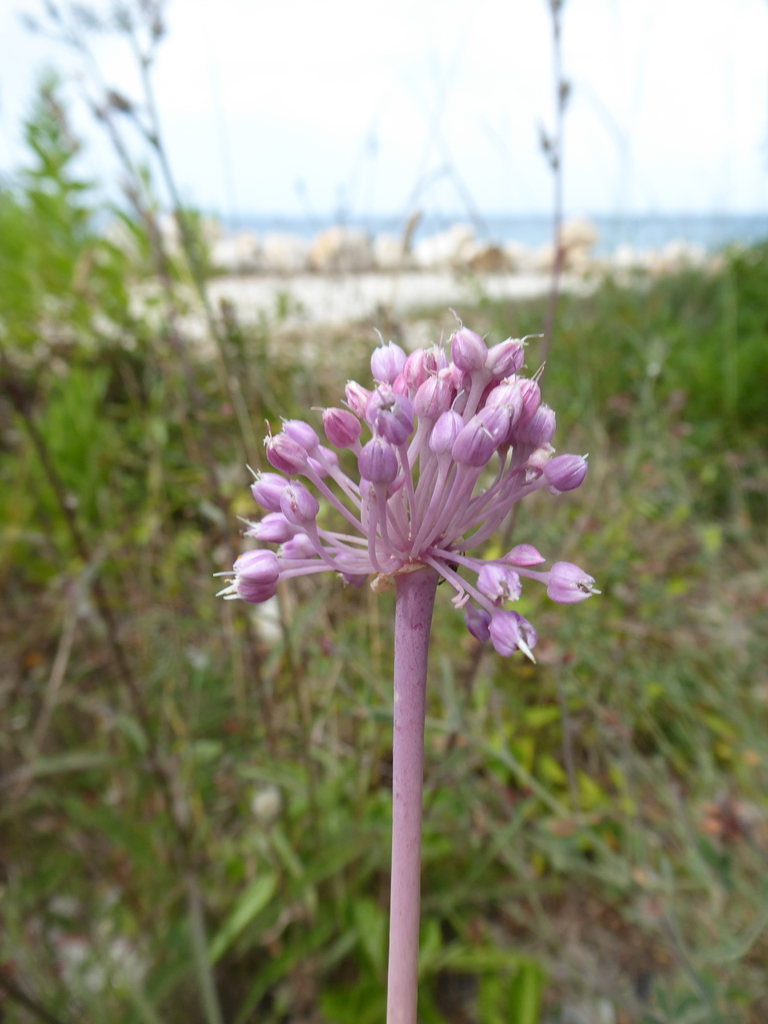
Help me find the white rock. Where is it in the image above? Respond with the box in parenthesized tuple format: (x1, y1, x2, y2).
(211, 231, 261, 273)
(612, 243, 640, 269)
(309, 226, 372, 273)
(562, 218, 599, 272)
(413, 223, 475, 270)
(373, 233, 409, 271)
(261, 233, 310, 274)
(561, 217, 599, 252)
(464, 241, 508, 274)
(502, 240, 534, 273)
(654, 238, 708, 274)
(533, 242, 557, 273)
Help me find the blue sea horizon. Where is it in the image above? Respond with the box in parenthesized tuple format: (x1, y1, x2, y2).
(225, 212, 768, 258)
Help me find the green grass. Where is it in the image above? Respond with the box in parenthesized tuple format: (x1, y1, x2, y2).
(1, 85, 768, 1024)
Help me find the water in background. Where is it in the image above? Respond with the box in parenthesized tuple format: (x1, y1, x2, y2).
(230, 212, 768, 257)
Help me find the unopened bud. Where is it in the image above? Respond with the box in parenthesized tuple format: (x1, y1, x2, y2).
(345, 381, 371, 418)
(279, 481, 319, 525)
(451, 327, 487, 372)
(546, 562, 599, 604)
(452, 416, 496, 467)
(465, 604, 491, 642)
(502, 544, 545, 566)
(252, 473, 288, 512)
(477, 404, 513, 446)
(371, 391, 414, 446)
(234, 549, 280, 585)
(429, 410, 464, 454)
(486, 338, 524, 378)
(477, 564, 522, 604)
(323, 407, 361, 449)
(402, 348, 433, 391)
(371, 341, 406, 383)
(519, 404, 555, 446)
(516, 378, 541, 425)
(358, 437, 398, 484)
(489, 610, 537, 659)
(543, 454, 588, 492)
(247, 512, 297, 543)
(266, 432, 309, 474)
(413, 376, 454, 419)
(279, 533, 317, 560)
(281, 418, 319, 452)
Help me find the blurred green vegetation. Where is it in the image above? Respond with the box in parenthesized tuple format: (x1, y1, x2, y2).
(1, 81, 768, 1024)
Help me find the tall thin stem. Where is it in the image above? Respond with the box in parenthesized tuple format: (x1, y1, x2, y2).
(541, 0, 568, 366)
(387, 566, 439, 1024)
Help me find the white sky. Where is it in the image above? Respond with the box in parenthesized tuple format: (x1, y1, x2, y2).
(1, 0, 767, 219)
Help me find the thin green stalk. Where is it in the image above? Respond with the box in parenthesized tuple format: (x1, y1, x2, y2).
(186, 873, 225, 1024)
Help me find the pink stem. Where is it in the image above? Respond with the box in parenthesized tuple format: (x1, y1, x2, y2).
(387, 565, 439, 1024)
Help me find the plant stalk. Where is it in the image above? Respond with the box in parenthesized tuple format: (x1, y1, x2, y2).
(387, 566, 439, 1024)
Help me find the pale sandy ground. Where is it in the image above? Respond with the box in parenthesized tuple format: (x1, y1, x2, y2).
(206, 270, 595, 326)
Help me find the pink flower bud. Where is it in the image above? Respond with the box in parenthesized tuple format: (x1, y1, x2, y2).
(484, 382, 523, 430)
(371, 341, 406, 383)
(281, 418, 319, 452)
(464, 604, 491, 642)
(543, 454, 588, 492)
(392, 373, 410, 397)
(546, 562, 599, 604)
(279, 533, 317, 560)
(442, 362, 470, 393)
(452, 416, 496, 467)
(518, 404, 555, 446)
(413, 376, 454, 419)
(251, 473, 288, 512)
(502, 544, 545, 566)
(358, 437, 398, 484)
(489, 610, 538, 658)
(247, 512, 298, 543)
(345, 381, 371, 418)
(341, 571, 369, 588)
(234, 548, 280, 584)
(429, 410, 464, 454)
(280, 481, 320, 525)
(516, 378, 541, 425)
(236, 578, 279, 603)
(371, 391, 414, 446)
(477, 404, 513, 446)
(233, 549, 281, 602)
(451, 327, 487, 372)
(266, 433, 309, 474)
(477, 564, 522, 604)
(486, 338, 524, 378)
(402, 348, 433, 391)
(323, 407, 361, 449)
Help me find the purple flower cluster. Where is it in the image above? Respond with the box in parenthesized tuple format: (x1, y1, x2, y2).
(219, 326, 598, 658)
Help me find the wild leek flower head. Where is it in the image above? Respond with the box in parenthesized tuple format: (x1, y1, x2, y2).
(220, 326, 598, 658)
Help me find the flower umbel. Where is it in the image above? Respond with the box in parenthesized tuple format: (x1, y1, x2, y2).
(220, 326, 598, 658)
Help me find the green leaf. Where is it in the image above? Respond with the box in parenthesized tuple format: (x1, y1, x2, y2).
(523, 705, 561, 729)
(208, 872, 276, 965)
(508, 961, 545, 1024)
(353, 897, 386, 976)
(417, 917, 442, 977)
